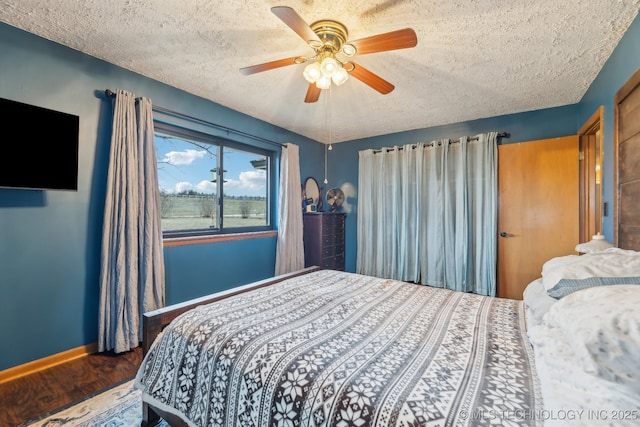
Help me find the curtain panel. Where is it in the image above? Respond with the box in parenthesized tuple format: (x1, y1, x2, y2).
(275, 143, 305, 275)
(357, 132, 498, 296)
(98, 89, 165, 353)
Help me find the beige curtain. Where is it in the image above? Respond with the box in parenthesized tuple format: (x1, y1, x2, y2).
(98, 89, 165, 353)
(275, 143, 305, 275)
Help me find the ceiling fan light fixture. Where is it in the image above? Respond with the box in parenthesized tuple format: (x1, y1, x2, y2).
(240, 7, 418, 101)
(303, 62, 322, 83)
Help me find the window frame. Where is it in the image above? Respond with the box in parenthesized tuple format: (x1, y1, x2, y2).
(154, 120, 277, 240)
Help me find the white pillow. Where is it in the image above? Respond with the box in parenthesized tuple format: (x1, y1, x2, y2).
(544, 285, 640, 394)
(541, 254, 579, 283)
(523, 279, 556, 326)
(542, 248, 640, 292)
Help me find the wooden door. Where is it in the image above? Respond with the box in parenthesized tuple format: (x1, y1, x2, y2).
(497, 136, 579, 299)
(614, 67, 640, 250)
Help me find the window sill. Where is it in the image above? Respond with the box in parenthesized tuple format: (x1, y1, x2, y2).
(163, 230, 278, 247)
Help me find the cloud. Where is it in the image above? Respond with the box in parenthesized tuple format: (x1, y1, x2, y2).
(160, 180, 215, 194)
(195, 180, 217, 193)
(160, 169, 264, 196)
(161, 149, 207, 166)
(174, 181, 194, 193)
(224, 169, 266, 193)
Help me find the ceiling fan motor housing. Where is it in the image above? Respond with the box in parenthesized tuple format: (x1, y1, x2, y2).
(310, 20, 349, 55)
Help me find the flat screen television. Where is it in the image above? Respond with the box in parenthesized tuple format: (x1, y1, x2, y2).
(0, 97, 79, 191)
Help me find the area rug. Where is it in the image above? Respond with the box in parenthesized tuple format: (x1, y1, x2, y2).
(20, 379, 168, 426)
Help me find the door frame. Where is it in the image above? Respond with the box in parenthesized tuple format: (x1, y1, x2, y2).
(578, 106, 604, 243)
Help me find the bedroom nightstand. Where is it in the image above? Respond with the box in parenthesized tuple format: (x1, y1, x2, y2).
(303, 212, 346, 271)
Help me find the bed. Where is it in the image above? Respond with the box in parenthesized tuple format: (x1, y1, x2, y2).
(136, 257, 640, 427)
(136, 267, 542, 426)
(135, 258, 640, 427)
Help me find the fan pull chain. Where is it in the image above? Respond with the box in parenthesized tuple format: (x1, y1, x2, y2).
(324, 87, 331, 184)
(328, 91, 333, 152)
(324, 145, 328, 185)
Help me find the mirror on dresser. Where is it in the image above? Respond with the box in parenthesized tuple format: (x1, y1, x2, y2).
(302, 176, 322, 212)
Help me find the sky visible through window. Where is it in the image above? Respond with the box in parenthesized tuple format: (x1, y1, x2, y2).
(155, 133, 267, 198)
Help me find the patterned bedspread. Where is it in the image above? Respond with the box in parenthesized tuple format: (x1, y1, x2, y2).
(135, 270, 541, 426)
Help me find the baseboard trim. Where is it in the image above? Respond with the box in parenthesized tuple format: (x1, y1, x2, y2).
(0, 342, 98, 384)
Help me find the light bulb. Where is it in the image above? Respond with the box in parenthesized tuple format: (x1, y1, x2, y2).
(331, 66, 349, 86)
(320, 57, 338, 77)
(324, 178, 328, 184)
(303, 62, 321, 83)
(316, 75, 331, 90)
(328, 144, 333, 150)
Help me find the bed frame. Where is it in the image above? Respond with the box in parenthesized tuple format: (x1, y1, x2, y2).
(140, 266, 321, 426)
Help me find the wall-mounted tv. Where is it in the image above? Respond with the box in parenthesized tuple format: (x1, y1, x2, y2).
(0, 97, 79, 191)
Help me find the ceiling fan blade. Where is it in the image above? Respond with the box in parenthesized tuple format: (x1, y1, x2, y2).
(271, 6, 321, 45)
(240, 57, 300, 75)
(304, 83, 321, 103)
(347, 62, 395, 94)
(349, 28, 417, 55)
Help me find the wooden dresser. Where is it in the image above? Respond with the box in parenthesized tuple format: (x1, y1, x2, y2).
(303, 212, 346, 271)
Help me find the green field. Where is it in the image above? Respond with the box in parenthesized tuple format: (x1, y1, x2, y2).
(160, 195, 267, 231)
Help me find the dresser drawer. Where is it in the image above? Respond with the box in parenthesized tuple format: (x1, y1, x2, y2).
(322, 244, 345, 258)
(321, 213, 344, 226)
(303, 212, 346, 270)
(322, 233, 345, 247)
(323, 222, 345, 236)
(322, 253, 345, 270)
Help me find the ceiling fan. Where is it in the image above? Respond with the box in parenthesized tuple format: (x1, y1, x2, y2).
(239, 6, 418, 103)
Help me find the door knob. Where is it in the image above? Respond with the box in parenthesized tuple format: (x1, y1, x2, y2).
(499, 232, 508, 238)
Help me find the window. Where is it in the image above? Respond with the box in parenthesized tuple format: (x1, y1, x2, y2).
(154, 122, 275, 238)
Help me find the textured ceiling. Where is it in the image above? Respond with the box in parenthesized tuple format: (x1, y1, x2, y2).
(1, 1, 639, 143)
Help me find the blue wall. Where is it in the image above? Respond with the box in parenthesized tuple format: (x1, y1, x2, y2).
(0, 22, 320, 371)
(1, 11, 639, 372)
(164, 237, 278, 304)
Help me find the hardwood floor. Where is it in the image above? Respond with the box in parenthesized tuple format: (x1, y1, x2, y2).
(0, 347, 143, 427)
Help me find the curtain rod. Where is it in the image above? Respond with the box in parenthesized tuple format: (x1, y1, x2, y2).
(104, 89, 286, 149)
(373, 132, 509, 154)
